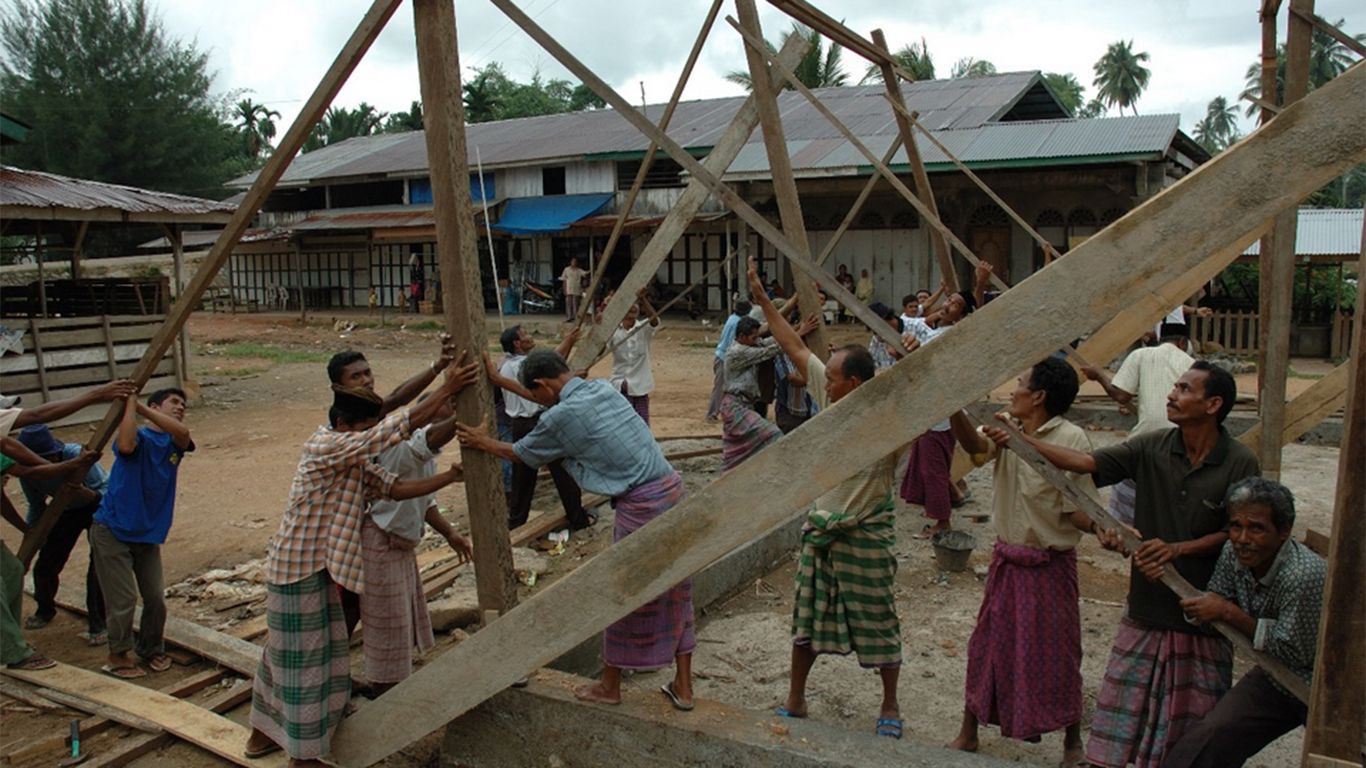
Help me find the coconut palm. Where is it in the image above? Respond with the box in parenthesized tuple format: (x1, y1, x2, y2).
(1042, 72, 1085, 116)
(859, 37, 934, 84)
(1204, 96, 1240, 147)
(1076, 98, 1107, 119)
(725, 23, 848, 91)
(1092, 40, 1151, 115)
(235, 98, 280, 161)
(1241, 19, 1364, 118)
(383, 101, 423, 133)
(950, 57, 996, 79)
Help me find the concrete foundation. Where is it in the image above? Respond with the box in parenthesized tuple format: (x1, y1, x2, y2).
(442, 669, 1014, 768)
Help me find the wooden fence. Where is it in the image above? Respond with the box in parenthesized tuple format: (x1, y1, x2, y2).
(1330, 309, 1353, 359)
(0, 314, 181, 427)
(1191, 310, 1261, 356)
(0, 277, 171, 318)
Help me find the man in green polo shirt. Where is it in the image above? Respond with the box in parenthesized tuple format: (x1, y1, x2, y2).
(1011, 360, 1258, 768)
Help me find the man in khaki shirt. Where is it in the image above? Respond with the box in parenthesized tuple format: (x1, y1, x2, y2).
(946, 357, 1100, 766)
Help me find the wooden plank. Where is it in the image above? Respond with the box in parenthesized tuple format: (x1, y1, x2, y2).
(1289, 5, 1366, 57)
(1237, 360, 1349, 454)
(101, 315, 119, 380)
(1303, 528, 1331, 558)
(1304, 755, 1364, 768)
(0, 677, 62, 710)
(24, 314, 167, 331)
(1303, 208, 1365, 762)
(17, 0, 405, 568)
(414, 0, 518, 617)
(566, 35, 811, 371)
(28, 317, 50, 400)
(736, 0, 831, 361)
(19, 322, 162, 352)
(1, 358, 176, 395)
(329, 63, 1366, 768)
(80, 678, 253, 768)
(32, 687, 165, 734)
(3, 663, 285, 768)
(0, 343, 168, 375)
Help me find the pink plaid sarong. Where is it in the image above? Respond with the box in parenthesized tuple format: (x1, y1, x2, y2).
(359, 519, 434, 684)
(964, 542, 1081, 740)
(900, 429, 955, 521)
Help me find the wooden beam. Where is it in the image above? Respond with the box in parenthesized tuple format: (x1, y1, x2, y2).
(1303, 213, 1366, 762)
(79, 678, 253, 768)
(1238, 360, 1349, 454)
(16, 0, 405, 568)
(871, 28, 957, 290)
(329, 64, 1366, 767)
(3, 663, 285, 768)
(31, 687, 165, 733)
(813, 141, 898, 267)
(1242, 93, 1281, 116)
(1289, 4, 1366, 58)
(70, 219, 89, 279)
(414, 0, 518, 615)
(573, 0, 723, 330)
(736, 0, 830, 361)
(566, 34, 812, 371)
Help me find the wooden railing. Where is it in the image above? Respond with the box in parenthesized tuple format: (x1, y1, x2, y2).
(1191, 310, 1261, 356)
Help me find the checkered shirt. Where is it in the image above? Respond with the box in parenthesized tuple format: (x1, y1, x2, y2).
(265, 410, 409, 590)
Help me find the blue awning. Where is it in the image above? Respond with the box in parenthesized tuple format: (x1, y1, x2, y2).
(492, 193, 614, 235)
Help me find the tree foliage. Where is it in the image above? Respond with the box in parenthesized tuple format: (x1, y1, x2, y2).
(859, 37, 934, 84)
(1041, 72, 1085, 115)
(383, 101, 423, 133)
(725, 23, 848, 91)
(1192, 96, 1240, 154)
(1240, 18, 1364, 118)
(461, 62, 603, 124)
(0, 0, 245, 196)
(1092, 39, 1151, 115)
(301, 102, 386, 153)
(950, 57, 996, 79)
(235, 98, 280, 164)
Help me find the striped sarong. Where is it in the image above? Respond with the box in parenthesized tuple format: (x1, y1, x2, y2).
(965, 542, 1081, 740)
(791, 500, 901, 668)
(1085, 617, 1233, 768)
(1107, 478, 1137, 527)
(360, 520, 435, 684)
(900, 429, 955, 521)
(719, 393, 782, 471)
(604, 471, 694, 670)
(620, 383, 650, 425)
(249, 571, 351, 760)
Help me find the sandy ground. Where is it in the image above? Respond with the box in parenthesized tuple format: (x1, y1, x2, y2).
(0, 310, 1342, 767)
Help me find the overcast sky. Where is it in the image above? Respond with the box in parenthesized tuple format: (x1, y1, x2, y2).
(148, 0, 1363, 139)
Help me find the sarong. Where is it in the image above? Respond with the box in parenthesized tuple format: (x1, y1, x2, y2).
(900, 429, 954, 520)
(791, 501, 901, 668)
(250, 571, 351, 760)
(621, 383, 649, 425)
(1084, 617, 1233, 768)
(360, 520, 435, 684)
(1107, 478, 1137, 527)
(719, 393, 782, 471)
(965, 542, 1081, 740)
(604, 471, 694, 670)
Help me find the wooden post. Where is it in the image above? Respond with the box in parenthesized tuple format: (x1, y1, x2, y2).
(871, 28, 958, 290)
(293, 244, 306, 322)
(1302, 216, 1366, 762)
(70, 220, 89, 279)
(735, 0, 829, 360)
(168, 225, 191, 382)
(17, 0, 406, 567)
(413, 0, 518, 615)
(101, 315, 118, 380)
(329, 69, 1366, 765)
(28, 318, 50, 401)
(34, 221, 48, 318)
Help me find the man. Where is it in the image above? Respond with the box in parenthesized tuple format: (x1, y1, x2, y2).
(1082, 322, 1195, 526)
(946, 358, 1100, 765)
(246, 369, 472, 764)
(867, 302, 904, 372)
(456, 349, 695, 712)
(747, 257, 904, 739)
(835, 264, 855, 322)
(607, 293, 661, 424)
(1016, 361, 1258, 768)
(88, 388, 192, 679)
(720, 316, 784, 471)
(17, 424, 108, 641)
(773, 351, 818, 434)
(488, 325, 588, 529)
(560, 256, 586, 321)
(708, 302, 751, 421)
(1164, 478, 1325, 768)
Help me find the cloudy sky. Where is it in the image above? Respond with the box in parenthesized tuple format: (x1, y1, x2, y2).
(150, 0, 1363, 138)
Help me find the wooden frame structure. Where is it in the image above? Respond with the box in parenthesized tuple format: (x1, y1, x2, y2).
(12, 1, 1362, 765)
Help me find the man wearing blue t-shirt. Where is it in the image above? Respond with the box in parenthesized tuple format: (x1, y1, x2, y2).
(90, 388, 194, 679)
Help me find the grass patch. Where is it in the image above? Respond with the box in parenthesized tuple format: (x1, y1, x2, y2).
(214, 366, 266, 378)
(682, 340, 716, 349)
(1287, 368, 1325, 380)
(217, 342, 332, 364)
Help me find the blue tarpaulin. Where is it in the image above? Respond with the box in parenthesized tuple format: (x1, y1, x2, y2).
(492, 193, 613, 235)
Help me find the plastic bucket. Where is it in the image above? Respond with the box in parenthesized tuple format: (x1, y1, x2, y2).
(932, 530, 977, 572)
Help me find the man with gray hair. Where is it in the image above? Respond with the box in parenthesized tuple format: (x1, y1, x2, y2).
(1163, 477, 1326, 768)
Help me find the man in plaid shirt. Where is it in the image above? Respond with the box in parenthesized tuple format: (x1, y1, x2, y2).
(246, 355, 478, 764)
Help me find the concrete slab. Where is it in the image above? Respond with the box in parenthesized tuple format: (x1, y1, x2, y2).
(442, 669, 1016, 768)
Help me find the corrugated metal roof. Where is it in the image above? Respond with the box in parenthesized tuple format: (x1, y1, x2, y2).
(1244, 208, 1364, 256)
(229, 72, 1057, 189)
(1, 165, 236, 218)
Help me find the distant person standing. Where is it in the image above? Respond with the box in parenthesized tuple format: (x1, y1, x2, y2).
(855, 268, 875, 304)
(608, 294, 661, 424)
(560, 257, 586, 321)
(706, 302, 750, 421)
(408, 253, 425, 314)
(835, 264, 855, 322)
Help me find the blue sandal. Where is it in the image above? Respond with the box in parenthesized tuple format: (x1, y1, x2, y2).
(774, 705, 806, 719)
(876, 717, 903, 739)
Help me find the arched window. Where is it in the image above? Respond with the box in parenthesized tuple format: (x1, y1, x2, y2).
(856, 210, 885, 229)
(968, 204, 1009, 228)
(1066, 207, 1098, 247)
(1100, 207, 1126, 227)
(890, 209, 919, 229)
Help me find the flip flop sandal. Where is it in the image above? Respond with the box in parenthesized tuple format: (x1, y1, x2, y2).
(101, 663, 146, 679)
(23, 614, 53, 629)
(876, 717, 903, 739)
(8, 654, 57, 671)
(146, 654, 173, 673)
(243, 742, 281, 759)
(773, 705, 806, 718)
(660, 682, 694, 712)
(911, 525, 938, 540)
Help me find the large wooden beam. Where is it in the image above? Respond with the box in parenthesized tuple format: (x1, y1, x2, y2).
(568, 35, 810, 370)
(813, 141, 898, 267)
(1303, 213, 1366, 762)
(15, 0, 404, 567)
(414, 0, 517, 615)
(736, 0, 830, 360)
(1238, 360, 1349, 454)
(329, 64, 1366, 768)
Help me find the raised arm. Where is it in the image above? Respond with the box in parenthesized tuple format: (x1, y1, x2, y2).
(637, 290, 661, 327)
(1081, 364, 1134, 407)
(116, 394, 139, 455)
(382, 334, 460, 415)
(455, 419, 523, 464)
(390, 464, 463, 501)
(16, 379, 137, 428)
(136, 401, 193, 450)
(949, 410, 989, 455)
(923, 281, 947, 312)
(747, 255, 811, 373)
(554, 326, 580, 359)
(0, 438, 99, 482)
(484, 353, 537, 402)
(973, 262, 993, 308)
(408, 352, 479, 430)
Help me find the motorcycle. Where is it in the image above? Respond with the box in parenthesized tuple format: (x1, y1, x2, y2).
(520, 279, 558, 314)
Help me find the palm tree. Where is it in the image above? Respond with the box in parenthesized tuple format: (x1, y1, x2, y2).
(1241, 20, 1365, 118)
(1092, 39, 1151, 115)
(950, 57, 996, 79)
(859, 37, 934, 84)
(383, 101, 423, 133)
(235, 98, 280, 161)
(1042, 72, 1085, 115)
(1076, 98, 1107, 119)
(726, 23, 847, 91)
(1204, 96, 1239, 147)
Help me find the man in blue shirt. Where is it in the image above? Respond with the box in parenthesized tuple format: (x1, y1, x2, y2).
(706, 301, 751, 420)
(90, 387, 194, 679)
(16, 424, 108, 639)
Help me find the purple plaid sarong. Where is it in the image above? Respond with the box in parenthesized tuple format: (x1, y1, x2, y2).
(900, 429, 955, 521)
(620, 382, 650, 425)
(719, 393, 781, 472)
(603, 471, 694, 670)
(1085, 616, 1233, 768)
(964, 542, 1082, 740)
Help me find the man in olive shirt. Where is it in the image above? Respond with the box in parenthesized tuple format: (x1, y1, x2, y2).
(1017, 360, 1258, 768)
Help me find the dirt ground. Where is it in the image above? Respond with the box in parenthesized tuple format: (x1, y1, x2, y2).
(0, 309, 1341, 767)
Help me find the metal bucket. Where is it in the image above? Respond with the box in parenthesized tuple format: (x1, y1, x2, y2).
(932, 530, 977, 572)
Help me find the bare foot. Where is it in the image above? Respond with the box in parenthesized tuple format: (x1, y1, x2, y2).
(574, 682, 621, 705)
(946, 733, 979, 752)
(1060, 743, 1085, 767)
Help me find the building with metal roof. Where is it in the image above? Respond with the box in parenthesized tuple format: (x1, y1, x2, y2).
(1242, 208, 1364, 262)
